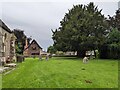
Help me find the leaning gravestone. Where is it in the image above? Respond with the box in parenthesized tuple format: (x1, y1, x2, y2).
(83, 57, 89, 64)
(39, 55, 42, 61)
(46, 55, 49, 61)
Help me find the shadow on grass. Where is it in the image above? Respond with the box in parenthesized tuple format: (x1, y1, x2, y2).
(52, 56, 82, 61)
(52, 56, 119, 61)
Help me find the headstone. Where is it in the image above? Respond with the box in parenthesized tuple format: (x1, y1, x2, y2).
(39, 55, 42, 61)
(46, 54, 49, 61)
(83, 57, 89, 64)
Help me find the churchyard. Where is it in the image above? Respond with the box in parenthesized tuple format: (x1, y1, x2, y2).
(1, 57, 118, 88)
(0, 2, 120, 89)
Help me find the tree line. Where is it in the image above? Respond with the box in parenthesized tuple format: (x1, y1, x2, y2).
(51, 2, 120, 59)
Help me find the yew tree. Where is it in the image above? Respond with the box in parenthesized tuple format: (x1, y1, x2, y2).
(52, 2, 108, 57)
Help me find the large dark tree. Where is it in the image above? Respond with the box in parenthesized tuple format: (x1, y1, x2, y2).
(108, 8, 120, 31)
(47, 45, 57, 54)
(52, 2, 108, 57)
(100, 8, 120, 59)
(13, 29, 26, 55)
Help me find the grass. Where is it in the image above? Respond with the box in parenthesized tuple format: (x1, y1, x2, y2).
(2, 57, 118, 88)
(0, 74, 2, 89)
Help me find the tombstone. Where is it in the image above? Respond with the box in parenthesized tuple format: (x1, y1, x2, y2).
(83, 56, 89, 64)
(33, 56, 36, 59)
(39, 55, 42, 61)
(46, 54, 49, 61)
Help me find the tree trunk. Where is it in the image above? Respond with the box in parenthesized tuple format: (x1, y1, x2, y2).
(77, 49, 86, 58)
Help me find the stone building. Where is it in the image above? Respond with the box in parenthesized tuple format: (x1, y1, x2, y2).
(0, 19, 16, 65)
(0, 31, 3, 65)
(23, 39, 42, 57)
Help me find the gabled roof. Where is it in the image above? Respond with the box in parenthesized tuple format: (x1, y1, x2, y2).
(0, 19, 12, 33)
(24, 39, 42, 51)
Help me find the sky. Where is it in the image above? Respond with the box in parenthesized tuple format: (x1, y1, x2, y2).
(0, 0, 119, 51)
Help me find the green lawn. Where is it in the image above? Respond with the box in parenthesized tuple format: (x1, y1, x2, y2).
(2, 57, 118, 88)
(0, 74, 2, 89)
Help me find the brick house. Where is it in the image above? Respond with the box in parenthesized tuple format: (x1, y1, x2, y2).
(0, 19, 16, 65)
(23, 39, 42, 57)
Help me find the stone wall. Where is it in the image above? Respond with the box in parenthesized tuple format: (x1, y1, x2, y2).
(0, 27, 16, 64)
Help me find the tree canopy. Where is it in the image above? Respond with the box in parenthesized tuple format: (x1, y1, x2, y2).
(99, 9, 120, 59)
(52, 2, 108, 57)
(13, 29, 26, 55)
(47, 46, 57, 54)
(108, 8, 120, 31)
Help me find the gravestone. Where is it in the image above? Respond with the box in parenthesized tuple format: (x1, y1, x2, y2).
(39, 55, 42, 61)
(46, 54, 49, 61)
(83, 57, 89, 64)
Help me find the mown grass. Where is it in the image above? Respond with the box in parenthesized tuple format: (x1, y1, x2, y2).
(0, 74, 2, 89)
(2, 57, 118, 88)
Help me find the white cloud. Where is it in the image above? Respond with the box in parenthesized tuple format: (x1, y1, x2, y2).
(0, 0, 119, 2)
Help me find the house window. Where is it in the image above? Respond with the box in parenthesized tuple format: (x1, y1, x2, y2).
(31, 53, 39, 55)
(32, 47, 36, 50)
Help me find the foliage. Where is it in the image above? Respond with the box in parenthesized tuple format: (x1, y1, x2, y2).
(47, 46, 57, 54)
(99, 8, 120, 59)
(56, 51, 64, 56)
(13, 29, 26, 55)
(2, 57, 118, 88)
(107, 28, 120, 44)
(52, 2, 108, 57)
(108, 8, 120, 31)
(100, 28, 120, 59)
(15, 42, 22, 54)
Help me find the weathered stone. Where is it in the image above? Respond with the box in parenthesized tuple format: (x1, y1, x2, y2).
(5, 63, 16, 67)
(0, 20, 16, 64)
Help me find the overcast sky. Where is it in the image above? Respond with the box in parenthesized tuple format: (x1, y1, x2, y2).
(0, 0, 119, 51)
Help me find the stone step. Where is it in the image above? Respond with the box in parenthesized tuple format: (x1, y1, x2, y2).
(0, 67, 10, 74)
(5, 63, 16, 67)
